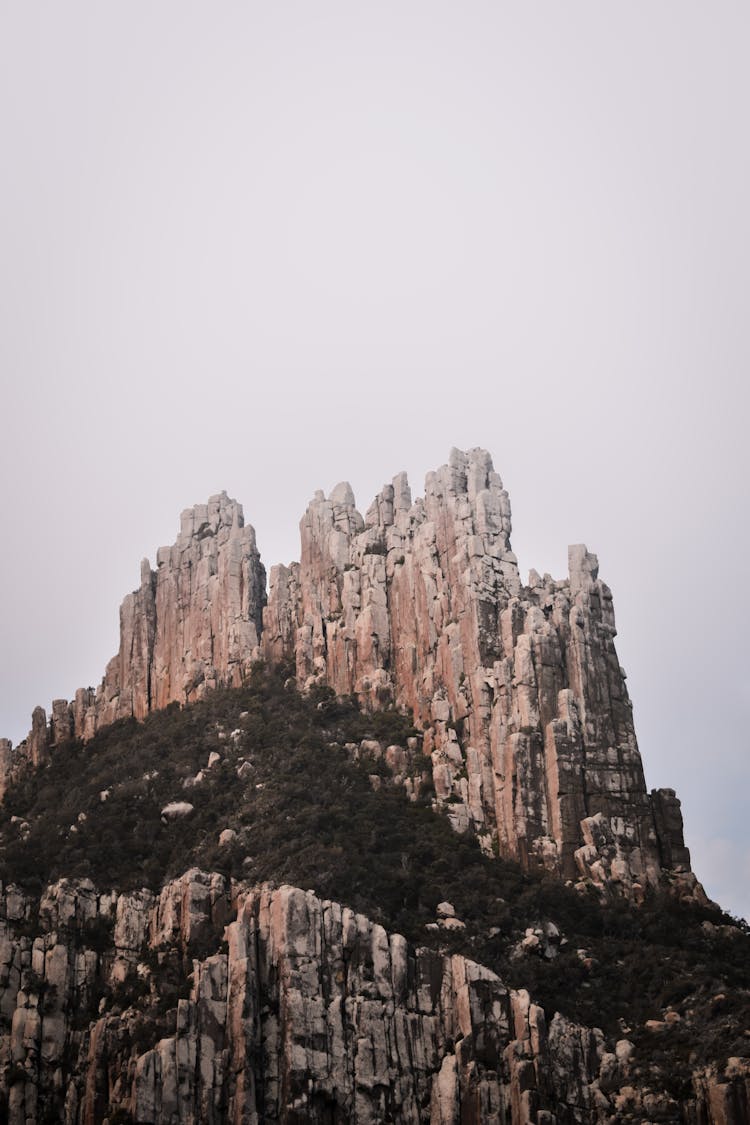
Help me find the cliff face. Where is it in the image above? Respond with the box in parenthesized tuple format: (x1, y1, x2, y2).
(1, 873, 741, 1125)
(261, 449, 696, 900)
(0, 493, 265, 797)
(2, 451, 698, 900)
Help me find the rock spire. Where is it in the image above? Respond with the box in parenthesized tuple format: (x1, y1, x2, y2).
(1, 875, 737, 1123)
(0, 493, 265, 797)
(261, 448, 697, 899)
(2, 451, 700, 900)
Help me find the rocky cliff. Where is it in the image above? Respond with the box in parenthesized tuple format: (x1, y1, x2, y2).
(261, 449, 697, 901)
(0, 493, 265, 798)
(0, 872, 744, 1125)
(2, 451, 699, 902)
(0, 643, 746, 1124)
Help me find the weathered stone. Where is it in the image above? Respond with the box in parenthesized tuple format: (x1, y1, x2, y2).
(261, 449, 700, 899)
(4, 494, 265, 772)
(1, 451, 702, 903)
(0, 874, 740, 1122)
(160, 802, 194, 820)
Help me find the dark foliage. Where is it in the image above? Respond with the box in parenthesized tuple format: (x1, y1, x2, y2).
(0, 663, 747, 1078)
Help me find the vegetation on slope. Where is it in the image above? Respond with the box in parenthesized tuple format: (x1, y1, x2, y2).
(0, 663, 747, 1100)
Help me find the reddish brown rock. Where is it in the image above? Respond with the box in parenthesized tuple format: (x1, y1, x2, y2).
(0, 876, 656, 1123)
(690, 1059, 750, 1125)
(0, 873, 737, 1123)
(4, 493, 266, 767)
(3, 451, 700, 900)
(262, 448, 697, 897)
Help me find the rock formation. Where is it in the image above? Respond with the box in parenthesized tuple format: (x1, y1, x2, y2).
(262, 449, 699, 901)
(0, 493, 265, 797)
(0, 872, 738, 1124)
(0, 447, 745, 1123)
(2, 451, 700, 901)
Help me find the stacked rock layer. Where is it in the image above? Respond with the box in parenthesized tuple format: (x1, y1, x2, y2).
(2, 451, 698, 898)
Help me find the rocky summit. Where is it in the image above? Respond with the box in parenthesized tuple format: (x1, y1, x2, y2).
(4, 449, 699, 903)
(0, 449, 747, 1124)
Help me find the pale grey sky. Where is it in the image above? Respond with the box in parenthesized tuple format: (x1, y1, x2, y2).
(1, 3, 748, 918)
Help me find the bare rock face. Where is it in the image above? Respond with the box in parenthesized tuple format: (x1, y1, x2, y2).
(690, 1059, 750, 1125)
(262, 448, 698, 898)
(2, 451, 700, 900)
(0, 874, 724, 1124)
(4, 493, 265, 771)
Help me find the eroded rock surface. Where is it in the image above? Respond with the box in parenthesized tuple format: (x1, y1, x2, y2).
(2, 493, 265, 796)
(262, 449, 700, 898)
(0, 874, 735, 1124)
(3, 451, 702, 900)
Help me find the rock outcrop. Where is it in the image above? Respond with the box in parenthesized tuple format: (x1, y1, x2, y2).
(2, 451, 701, 900)
(0, 872, 732, 1124)
(1, 493, 265, 796)
(261, 449, 699, 899)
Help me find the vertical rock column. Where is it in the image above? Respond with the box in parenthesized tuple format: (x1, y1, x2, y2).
(0, 451, 699, 901)
(262, 449, 524, 844)
(3, 493, 266, 764)
(263, 448, 695, 896)
(149, 493, 266, 712)
(84, 492, 266, 733)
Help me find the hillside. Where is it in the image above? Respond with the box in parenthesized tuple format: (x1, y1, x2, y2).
(2, 449, 705, 908)
(0, 449, 747, 1122)
(0, 664, 747, 1122)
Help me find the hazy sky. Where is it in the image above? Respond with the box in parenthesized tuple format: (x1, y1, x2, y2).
(1, 3, 748, 918)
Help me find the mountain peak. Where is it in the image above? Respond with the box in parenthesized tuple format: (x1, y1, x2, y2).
(2, 449, 705, 906)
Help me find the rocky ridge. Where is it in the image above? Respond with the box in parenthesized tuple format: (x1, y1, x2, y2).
(2, 451, 699, 903)
(262, 448, 698, 901)
(0, 872, 744, 1124)
(0, 493, 265, 799)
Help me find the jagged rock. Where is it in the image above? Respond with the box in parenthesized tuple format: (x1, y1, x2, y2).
(2, 450, 702, 904)
(0, 874, 742, 1123)
(4, 494, 266, 772)
(261, 449, 699, 899)
(690, 1058, 750, 1125)
(0, 742, 13, 803)
(0, 876, 675, 1123)
(513, 922, 562, 962)
(439, 917, 466, 932)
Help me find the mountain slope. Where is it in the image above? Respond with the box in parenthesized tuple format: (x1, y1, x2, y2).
(0, 449, 747, 1122)
(0, 667, 747, 1122)
(1, 450, 704, 903)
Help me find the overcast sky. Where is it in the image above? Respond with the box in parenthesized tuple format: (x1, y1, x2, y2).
(1, 2, 748, 919)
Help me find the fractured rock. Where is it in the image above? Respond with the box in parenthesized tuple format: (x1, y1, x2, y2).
(2, 450, 701, 904)
(7, 494, 266, 761)
(261, 448, 698, 898)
